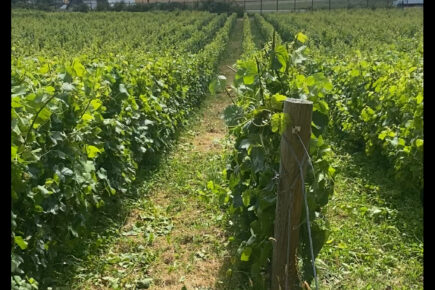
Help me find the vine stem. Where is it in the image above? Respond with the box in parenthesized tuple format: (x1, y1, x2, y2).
(24, 94, 56, 147)
(255, 56, 264, 105)
(79, 98, 93, 121)
(225, 88, 237, 106)
(226, 65, 237, 72)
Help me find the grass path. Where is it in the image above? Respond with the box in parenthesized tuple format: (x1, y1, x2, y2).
(315, 146, 423, 289)
(62, 16, 423, 289)
(71, 19, 243, 290)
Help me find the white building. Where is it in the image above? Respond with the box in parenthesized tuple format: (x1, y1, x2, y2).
(64, 0, 136, 9)
(83, 0, 97, 9)
(108, 0, 136, 6)
(392, 0, 423, 6)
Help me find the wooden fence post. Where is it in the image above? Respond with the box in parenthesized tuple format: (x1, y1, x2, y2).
(271, 98, 313, 290)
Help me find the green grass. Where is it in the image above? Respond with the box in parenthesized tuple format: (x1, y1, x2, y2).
(62, 95, 234, 289)
(60, 20, 245, 289)
(314, 145, 423, 289)
(36, 16, 422, 288)
(33, 20, 240, 290)
(34, 93, 231, 288)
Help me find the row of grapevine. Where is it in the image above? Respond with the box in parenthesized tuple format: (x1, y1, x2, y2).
(264, 9, 423, 192)
(179, 13, 227, 53)
(252, 13, 282, 45)
(218, 10, 422, 288)
(241, 13, 256, 57)
(11, 10, 216, 57)
(218, 15, 335, 288)
(11, 11, 236, 288)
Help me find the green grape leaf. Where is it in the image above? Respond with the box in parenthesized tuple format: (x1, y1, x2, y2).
(86, 145, 104, 159)
(73, 59, 86, 77)
(296, 32, 308, 43)
(241, 246, 252, 262)
(14, 236, 28, 250)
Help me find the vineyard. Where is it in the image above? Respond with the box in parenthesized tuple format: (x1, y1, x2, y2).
(11, 7, 422, 290)
(222, 8, 423, 289)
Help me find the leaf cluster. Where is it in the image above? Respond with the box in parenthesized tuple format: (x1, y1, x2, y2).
(220, 17, 335, 287)
(265, 9, 423, 193)
(11, 11, 236, 287)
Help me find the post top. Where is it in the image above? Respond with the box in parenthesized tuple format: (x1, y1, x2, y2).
(285, 98, 313, 105)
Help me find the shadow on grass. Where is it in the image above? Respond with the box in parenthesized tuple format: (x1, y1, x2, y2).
(332, 142, 423, 245)
(39, 149, 167, 288)
(38, 109, 206, 288)
(212, 139, 423, 290)
(214, 212, 254, 290)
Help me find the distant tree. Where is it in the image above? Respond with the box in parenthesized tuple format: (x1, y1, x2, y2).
(96, 0, 110, 10)
(32, 0, 56, 10)
(66, 0, 83, 8)
(75, 3, 89, 11)
(36, 0, 56, 5)
(11, 0, 27, 7)
(66, 0, 89, 11)
(112, 1, 126, 11)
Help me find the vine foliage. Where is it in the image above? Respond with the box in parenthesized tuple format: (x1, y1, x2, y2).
(218, 29, 335, 288)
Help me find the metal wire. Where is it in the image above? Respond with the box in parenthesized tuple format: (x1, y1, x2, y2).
(296, 133, 317, 183)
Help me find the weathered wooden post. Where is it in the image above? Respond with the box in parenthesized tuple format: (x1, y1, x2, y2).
(260, 0, 263, 14)
(271, 98, 313, 290)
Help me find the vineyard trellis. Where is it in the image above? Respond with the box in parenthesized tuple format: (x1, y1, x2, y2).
(12, 0, 421, 13)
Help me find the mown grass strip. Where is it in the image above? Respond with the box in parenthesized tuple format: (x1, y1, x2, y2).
(316, 146, 423, 289)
